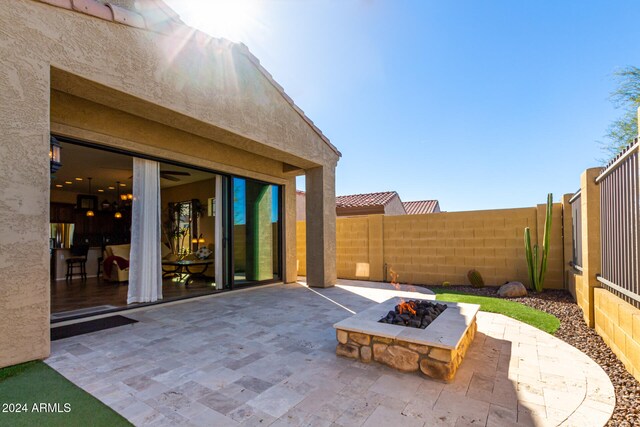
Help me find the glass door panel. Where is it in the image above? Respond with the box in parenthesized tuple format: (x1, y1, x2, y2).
(232, 177, 281, 285)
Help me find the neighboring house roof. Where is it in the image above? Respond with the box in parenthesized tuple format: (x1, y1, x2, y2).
(403, 200, 440, 215)
(35, 0, 341, 158)
(336, 191, 399, 209)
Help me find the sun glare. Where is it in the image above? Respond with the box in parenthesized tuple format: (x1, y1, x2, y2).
(171, 0, 263, 43)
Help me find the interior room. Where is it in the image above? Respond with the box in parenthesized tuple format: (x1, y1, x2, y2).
(50, 139, 229, 320)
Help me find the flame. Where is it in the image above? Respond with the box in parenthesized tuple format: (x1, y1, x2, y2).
(397, 300, 417, 316)
(389, 267, 407, 306)
(389, 267, 400, 286)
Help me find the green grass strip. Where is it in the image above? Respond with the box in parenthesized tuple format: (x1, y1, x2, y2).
(0, 361, 131, 427)
(433, 289, 560, 334)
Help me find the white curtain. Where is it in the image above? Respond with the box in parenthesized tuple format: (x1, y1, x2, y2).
(127, 158, 162, 304)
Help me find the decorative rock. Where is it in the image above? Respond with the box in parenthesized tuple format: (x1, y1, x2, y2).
(429, 348, 454, 363)
(373, 343, 388, 359)
(349, 332, 371, 346)
(498, 281, 528, 297)
(336, 343, 359, 359)
(360, 346, 372, 362)
(420, 358, 455, 382)
(405, 342, 431, 354)
(372, 336, 393, 345)
(337, 330, 348, 344)
(373, 344, 419, 372)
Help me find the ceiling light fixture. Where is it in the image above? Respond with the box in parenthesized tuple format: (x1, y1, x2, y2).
(114, 181, 122, 219)
(75, 177, 83, 181)
(65, 181, 73, 185)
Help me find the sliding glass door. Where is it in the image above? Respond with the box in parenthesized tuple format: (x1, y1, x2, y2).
(232, 177, 281, 285)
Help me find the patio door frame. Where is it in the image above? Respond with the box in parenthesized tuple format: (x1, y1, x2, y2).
(52, 134, 286, 294)
(228, 176, 284, 289)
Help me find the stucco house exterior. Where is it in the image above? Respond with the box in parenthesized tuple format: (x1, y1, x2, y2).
(0, 0, 340, 369)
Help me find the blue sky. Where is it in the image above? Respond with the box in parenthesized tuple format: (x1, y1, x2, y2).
(166, 0, 640, 211)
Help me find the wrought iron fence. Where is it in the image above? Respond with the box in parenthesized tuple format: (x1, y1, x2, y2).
(569, 190, 582, 270)
(596, 140, 640, 307)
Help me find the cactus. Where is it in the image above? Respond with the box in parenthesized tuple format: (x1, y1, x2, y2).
(525, 193, 552, 293)
(467, 269, 484, 288)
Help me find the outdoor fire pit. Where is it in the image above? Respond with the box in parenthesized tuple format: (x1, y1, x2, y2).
(379, 299, 447, 328)
(334, 296, 479, 382)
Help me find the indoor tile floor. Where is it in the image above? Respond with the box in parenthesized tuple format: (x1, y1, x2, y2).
(47, 280, 615, 426)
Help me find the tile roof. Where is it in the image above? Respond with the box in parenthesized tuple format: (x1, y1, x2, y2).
(336, 191, 399, 208)
(34, 0, 341, 158)
(403, 200, 440, 215)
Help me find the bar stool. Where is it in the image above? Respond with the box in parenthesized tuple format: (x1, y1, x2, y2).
(66, 245, 89, 281)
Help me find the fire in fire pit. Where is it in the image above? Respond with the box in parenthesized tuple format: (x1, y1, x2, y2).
(379, 300, 447, 329)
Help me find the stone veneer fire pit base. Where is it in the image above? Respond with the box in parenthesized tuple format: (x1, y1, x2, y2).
(334, 297, 479, 382)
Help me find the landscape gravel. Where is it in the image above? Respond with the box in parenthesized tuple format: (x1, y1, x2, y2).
(429, 285, 640, 426)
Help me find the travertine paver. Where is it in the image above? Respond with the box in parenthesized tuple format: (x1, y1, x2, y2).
(47, 280, 615, 426)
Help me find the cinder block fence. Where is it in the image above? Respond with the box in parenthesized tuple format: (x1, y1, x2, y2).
(569, 140, 640, 381)
(297, 202, 569, 288)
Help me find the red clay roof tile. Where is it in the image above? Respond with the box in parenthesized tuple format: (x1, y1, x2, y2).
(336, 191, 399, 208)
(403, 200, 440, 215)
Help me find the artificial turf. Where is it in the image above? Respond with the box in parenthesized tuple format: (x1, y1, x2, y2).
(432, 289, 561, 334)
(0, 361, 131, 427)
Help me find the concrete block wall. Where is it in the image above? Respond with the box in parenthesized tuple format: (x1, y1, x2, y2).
(594, 289, 640, 381)
(381, 206, 563, 287)
(297, 203, 565, 288)
(562, 194, 576, 299)
(568, 166, 640, 381)
(571, 168, 602, 327)
(296, 221, 306, 276)
(536, 203, 565, 289)
(335, 217, 371, 279)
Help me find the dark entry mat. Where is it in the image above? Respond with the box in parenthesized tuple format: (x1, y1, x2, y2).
(51, 315, 138, 341)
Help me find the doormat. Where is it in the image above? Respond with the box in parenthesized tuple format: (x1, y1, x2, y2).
(51, 316, 138, 341)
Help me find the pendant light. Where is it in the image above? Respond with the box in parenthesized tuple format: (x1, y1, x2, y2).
(114, 181, 122, 219)
(86, 177, 95, 217)
(50, 136, 62, 176)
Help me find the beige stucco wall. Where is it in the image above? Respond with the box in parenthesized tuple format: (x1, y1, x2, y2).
(297, 204, 565, 288)
(0, 0, 338, 368)
(383, 194, 407, 216)
(284, 177, 297, 283)
(51, 91, 291, 183)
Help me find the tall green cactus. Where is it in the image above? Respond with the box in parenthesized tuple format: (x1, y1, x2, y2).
(524, 193, 552, 292)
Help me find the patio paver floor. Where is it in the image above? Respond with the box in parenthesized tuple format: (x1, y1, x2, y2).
(47, 280, 615, 426)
